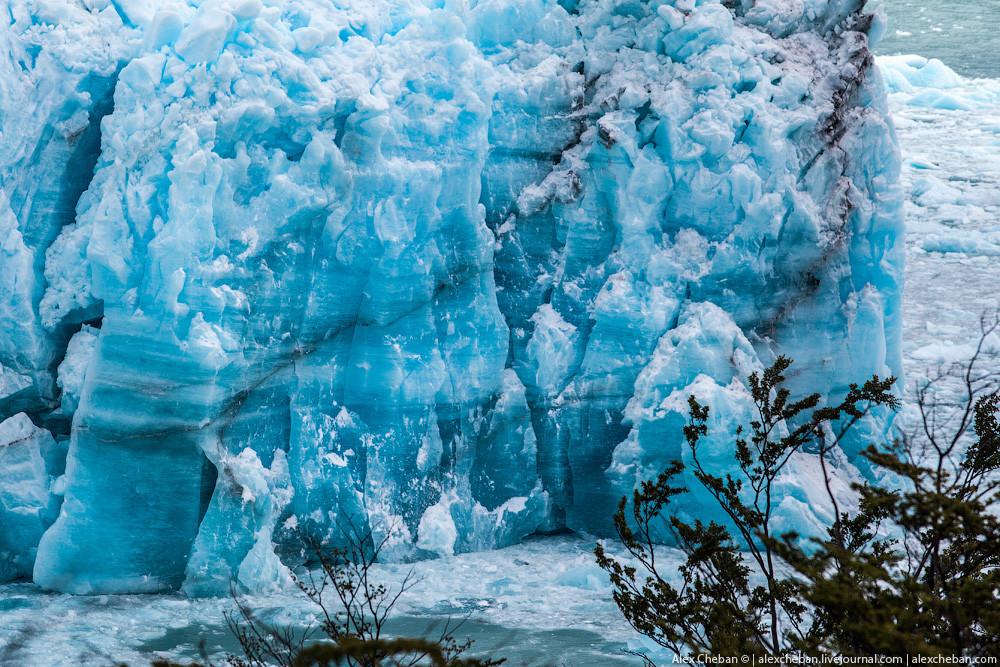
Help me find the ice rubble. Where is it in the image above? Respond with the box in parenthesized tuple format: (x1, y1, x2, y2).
(879, 54, 1000, 111)
(0, 0, 903, 594)
(882, 54, 1000, 387)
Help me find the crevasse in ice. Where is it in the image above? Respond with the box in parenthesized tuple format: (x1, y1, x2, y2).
(0, 0, 903, 594)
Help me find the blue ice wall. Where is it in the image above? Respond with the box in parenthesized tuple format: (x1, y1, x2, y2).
(0, 0, 903, 594)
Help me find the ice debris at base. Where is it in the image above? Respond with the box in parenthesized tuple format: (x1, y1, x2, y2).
(1, 0, 903, 594)
(0, 535, 666, 666)
(878, 54, 1000, 110)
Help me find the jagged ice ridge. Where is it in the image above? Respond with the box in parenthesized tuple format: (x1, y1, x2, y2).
(0, 0, 903, 595)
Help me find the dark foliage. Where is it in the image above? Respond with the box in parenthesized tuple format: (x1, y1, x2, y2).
(598, 345, 1000, 660)
(779, 317, 1000, 658)
(289, 637, 499, 667)
(224, 521, 503, 667)
(595, 352, 1000, 660)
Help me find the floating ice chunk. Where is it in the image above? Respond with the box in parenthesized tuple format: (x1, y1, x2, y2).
(877, 55, 1000, 109)
(911, 332, 1000, 366)
(556, 556, 611, 591)
(905, 91, 974, 112)
(912, 176, 965, 207)
(879, 55, 964, 91)
(921, 232, 1000, 257)
(292, 27, 325, 53)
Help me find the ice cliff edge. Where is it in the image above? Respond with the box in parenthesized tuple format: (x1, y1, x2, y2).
(0, 0, 903, 594)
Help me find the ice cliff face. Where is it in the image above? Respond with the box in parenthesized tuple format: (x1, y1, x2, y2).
(0, 0, 903, 594)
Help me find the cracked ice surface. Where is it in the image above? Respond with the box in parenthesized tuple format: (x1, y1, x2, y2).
(1, 0, 902, 596)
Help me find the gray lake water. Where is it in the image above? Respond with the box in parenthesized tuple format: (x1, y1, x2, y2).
(875, 0, 1000, 78)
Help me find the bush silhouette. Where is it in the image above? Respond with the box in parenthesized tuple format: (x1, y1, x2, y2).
(597, 353, 1000, 660)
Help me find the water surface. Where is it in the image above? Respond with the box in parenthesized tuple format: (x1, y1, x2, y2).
(875, 0, 1000, 78)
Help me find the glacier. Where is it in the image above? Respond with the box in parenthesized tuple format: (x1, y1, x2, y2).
(0, 0, 903, 595)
